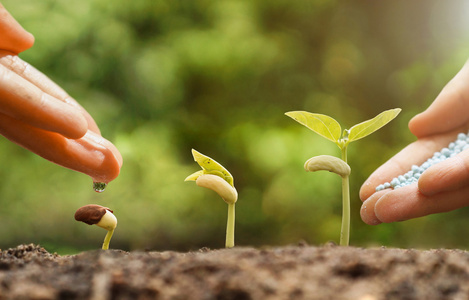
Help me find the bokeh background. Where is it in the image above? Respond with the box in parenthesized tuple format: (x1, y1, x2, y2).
(1, 0, 469, 254)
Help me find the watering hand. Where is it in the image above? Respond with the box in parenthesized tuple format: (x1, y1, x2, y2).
(360, 59, 469, 225)
(0, 4, 122, 183)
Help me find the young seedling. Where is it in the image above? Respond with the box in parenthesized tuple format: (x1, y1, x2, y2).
(285, 108, 401, 246)
(74, 204, 117, 250)
(185, 149, 238, 248)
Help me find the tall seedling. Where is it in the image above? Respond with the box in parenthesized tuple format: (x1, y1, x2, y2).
(285, 108, 401, 246)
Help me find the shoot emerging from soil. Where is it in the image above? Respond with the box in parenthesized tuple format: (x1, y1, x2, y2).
(185, 149, 238, 248)
(286, 108, 401, 246)
(74, 204, 117, 250)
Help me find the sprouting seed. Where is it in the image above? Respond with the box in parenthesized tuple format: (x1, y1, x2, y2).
(75, 204, 117, 250)
(185, 149, 238, 248)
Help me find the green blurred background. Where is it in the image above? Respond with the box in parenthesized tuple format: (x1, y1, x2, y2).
(1, 0, 469, 254)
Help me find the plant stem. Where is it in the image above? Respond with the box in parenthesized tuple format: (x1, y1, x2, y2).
(102, 229, 114, 250)
(226, 203, 235, 248)
(340, 146, 350, 246)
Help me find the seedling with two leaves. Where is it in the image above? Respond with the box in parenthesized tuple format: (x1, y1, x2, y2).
(285, 108, 401, 246)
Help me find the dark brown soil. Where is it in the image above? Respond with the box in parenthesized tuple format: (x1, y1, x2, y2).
(0, 243, 468, 300)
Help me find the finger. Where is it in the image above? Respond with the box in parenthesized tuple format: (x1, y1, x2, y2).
(0, 63, 89, 139)
(360, 190, 389, 225)
(409, 59, 469, 139)
(65, 97, 101, 134)
(0, 53, 100, 134)
(359, 134, 456, 201)
(0, 112, 122, 183)
(418, 149, 469, 196)
(372, 184, 469, 223)
(0, 4, 34, 54)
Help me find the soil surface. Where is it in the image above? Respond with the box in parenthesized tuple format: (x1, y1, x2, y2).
(0, 243, 468, 299)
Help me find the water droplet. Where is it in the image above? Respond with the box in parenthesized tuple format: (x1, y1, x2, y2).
(93, 182, 107, 193)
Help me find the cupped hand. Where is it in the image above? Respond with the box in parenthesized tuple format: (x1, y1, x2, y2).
(0, 4, 122, 183)
(360, 60, 469, 225)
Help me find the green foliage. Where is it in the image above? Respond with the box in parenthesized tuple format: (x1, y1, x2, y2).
(347, 109, 402, 144)
(0, 0, 468, 252)
(286, 108, 401, 149)
(186, 149, 234, 187)
(284, 112, 342, 144)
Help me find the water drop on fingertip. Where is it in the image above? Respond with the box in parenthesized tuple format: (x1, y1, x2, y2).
(93, 182, 107, 193)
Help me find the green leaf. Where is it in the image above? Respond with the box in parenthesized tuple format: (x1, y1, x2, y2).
(285, 111, 342, 144)
(184, 170, 204, 182)
(347, 108, 401, 143)
(189, 149, 234, 187)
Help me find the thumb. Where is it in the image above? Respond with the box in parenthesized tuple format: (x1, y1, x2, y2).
(409, 60, 469, 139)
(0, 4, 34, 54)
(418, 150, 469, 196)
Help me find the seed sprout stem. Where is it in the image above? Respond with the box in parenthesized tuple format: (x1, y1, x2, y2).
(340, 146, 350, 246)
(102, 228, 114, 250)
(187, 150, 238, 248)
(286, 109, 400, 246)
(226, 203, 235, 248)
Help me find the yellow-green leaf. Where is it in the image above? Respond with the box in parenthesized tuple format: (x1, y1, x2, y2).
(184, 170, 204, 182)
(285, 111, 342, 144)
(190, 149, 234, 187)
(347, 108, 401, 143)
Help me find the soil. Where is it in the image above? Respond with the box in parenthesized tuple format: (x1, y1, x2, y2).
(0, 243, 468, 300)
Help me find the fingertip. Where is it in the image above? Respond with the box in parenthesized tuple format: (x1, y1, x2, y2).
(408, 112, 423, 137)
(408, 111, 435, 139)
(54, 104, 89, 139)
(373, 194, 394, 223)
(374, 186, 418, 223)
(0, 4, 35, 54)
(360, 191, 389, 225)
(416, 168, 437, 196)
(359, 181, 374, 202)
(82, 131, 122, 183)
(18, 31, 34, 52)
(417, 156, 468, 197)
(361, 200, 382, 225)
(108, 138, 123, 168)
(7, 12, 35, 53)
(360, 173, 395, 201)
(63, 97, 101, 134)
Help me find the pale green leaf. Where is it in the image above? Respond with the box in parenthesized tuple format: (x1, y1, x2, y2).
(347, 108, 401, 143)
(285, 111, 342, 144)
(184, 170, 204, 182)
(190, 149, 234, 187)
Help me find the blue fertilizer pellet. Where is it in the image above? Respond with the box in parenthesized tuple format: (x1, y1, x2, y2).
(375, 131, 469, 192)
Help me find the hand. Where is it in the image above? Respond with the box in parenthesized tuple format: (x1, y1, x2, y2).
(360, 59, 469, 225)
(0, 4, 122, 183)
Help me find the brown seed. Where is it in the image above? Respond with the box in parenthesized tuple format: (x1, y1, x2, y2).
(74, 204, 112, 225)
